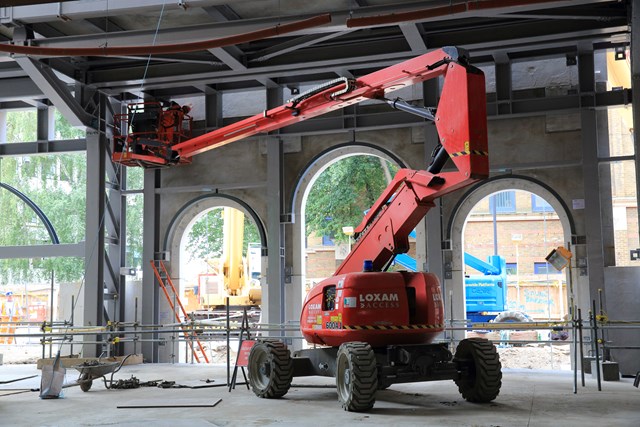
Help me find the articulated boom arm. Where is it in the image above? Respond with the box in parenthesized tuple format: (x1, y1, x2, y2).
(334, 57, 488, 276)
(172, 47, 477, 159)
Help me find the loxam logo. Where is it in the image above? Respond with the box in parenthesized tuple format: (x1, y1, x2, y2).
(359, 292, 400, 309)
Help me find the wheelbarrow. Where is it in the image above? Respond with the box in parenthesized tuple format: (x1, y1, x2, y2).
(72, 354, 133, 392)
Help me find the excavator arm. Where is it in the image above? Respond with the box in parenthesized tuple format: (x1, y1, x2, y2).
(335, 54, 488, 275)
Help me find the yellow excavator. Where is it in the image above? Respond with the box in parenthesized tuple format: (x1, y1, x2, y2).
(199, 207, 261, 308)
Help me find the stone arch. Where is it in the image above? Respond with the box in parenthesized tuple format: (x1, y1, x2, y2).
(163, 193, 267, 258)
(287, 142, 409, 344)
(159, 194, 267, 360)
(445, 174, 577, 341)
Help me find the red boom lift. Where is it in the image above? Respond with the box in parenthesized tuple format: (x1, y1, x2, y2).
(114, 46, 501, 411)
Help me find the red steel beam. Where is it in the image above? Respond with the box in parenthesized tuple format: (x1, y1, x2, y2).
(0, 14, 331, 57)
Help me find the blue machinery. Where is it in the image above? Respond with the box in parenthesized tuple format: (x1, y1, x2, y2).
(394, 243, 510, 323)
(463, 253, 508, 323)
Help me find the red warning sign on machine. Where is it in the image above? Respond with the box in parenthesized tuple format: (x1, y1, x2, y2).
(236, 340, 256, 367)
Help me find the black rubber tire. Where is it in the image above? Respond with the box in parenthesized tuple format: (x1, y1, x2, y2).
(247, 339, 293, 399)
(454, 338, 502, 403)
(336, 342, 378, 412)
(492, 311, 531, 323)
(78, 373, 93, 392)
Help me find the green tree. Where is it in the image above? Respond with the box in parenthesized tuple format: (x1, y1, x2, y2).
(0, 109, 86, 283)
(124, 167, 144, 269)
(185, 207, 261, 261)
(305, 155, 399, 244)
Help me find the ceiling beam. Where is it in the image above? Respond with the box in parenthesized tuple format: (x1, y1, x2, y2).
(14, 56, 91, 127)
(399, 23, 427, 54)
(0, 0, 221, 24)
(9, 1, 617, 57)
(249, 31, 354, 62)
(0, 76, 44, 101)
(209, 45, 246, 71)
(84, 21, 626, 94)
(203, 4, 242, 22)
(84, 17, 126, 33)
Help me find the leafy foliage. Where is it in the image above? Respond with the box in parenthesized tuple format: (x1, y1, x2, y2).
(0, 109, 86, 283)
(185, 207, 261, 261)
(305, 155, 399, 243)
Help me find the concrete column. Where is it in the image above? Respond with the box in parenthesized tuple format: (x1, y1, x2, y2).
(265, 137, 285, 328)
(142, 169, 161, 362)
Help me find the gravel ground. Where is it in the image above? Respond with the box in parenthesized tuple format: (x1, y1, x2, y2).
(498, 344, 571, 370)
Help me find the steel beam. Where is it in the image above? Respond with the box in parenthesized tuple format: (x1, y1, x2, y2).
(3, 1, 614, 44)
(0, 243, 84, 259)
(141, 168, 160, 362)
(14, 56, 91, 127)
(400, 23, 427, 54)
(0, 77, 44, 101)
(579, 49, 606, 301)
(205, 90, 223, 131)
(0, 138, 86, 156)
(88, 26, 627, 96)
(83, 119, 106, 357)
(1, 0, 221, 24)
(15, 12, 346, 50)
(248, 31, 354, 62)
(203, 4, 241, 22)
(494, 55, 512, 116)
(209, 45, 245, 71)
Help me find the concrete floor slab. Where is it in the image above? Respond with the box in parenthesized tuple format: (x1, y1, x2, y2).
(1, 364, 639, 426)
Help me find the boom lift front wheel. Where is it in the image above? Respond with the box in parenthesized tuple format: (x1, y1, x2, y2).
(336, 342, 378, 412)
(248, 339, 293, 398)
(453, 338, 502, 403)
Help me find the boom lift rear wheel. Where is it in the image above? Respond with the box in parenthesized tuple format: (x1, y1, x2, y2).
(336, 342, 378, 412)
(248, 340, 293, 398)
(454, 338, 502, 402)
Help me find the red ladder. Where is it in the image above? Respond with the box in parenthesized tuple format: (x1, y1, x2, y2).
(150, 260, 210, 363)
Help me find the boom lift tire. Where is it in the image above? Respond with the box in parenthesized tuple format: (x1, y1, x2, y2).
(453, 338, 502, 403)
(336, 342, 378, 412)
(248, 339, 293, 398)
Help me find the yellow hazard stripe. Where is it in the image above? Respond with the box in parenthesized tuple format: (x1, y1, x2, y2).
(450, 150, 488, 158)
(343, 324, 444, 330)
